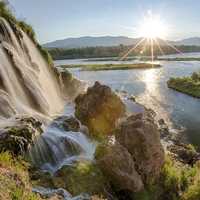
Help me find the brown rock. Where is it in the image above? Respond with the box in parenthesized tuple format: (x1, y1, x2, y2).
(75, 82, 125, 138)
(95, 142, 144, 192)
(115, 111, 164, 183)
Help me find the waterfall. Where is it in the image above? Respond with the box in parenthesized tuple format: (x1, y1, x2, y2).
(28, 119, 96, 174)
(0, 17, 64, 119)
(0, 17, 95, 174)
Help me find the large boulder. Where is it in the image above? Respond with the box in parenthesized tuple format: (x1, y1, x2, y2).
(75, 82, 125, 138)
(0, 116, 43, 155)
(95, 142, 144, 193)
(115, 111, 165, 183)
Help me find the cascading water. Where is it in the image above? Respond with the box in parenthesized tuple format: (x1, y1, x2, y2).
(0, 17, 64, 119)
(0, 17, 94, 175)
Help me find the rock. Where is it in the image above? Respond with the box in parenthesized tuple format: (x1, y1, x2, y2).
(115, 111, 165, 183)
(56, 69, 85, 100)
(52, 116, 80, 132)
(52, 161, 107, 196)
(0, 116, 43, 155)
(128, 95, 136, 102)
(158, 118, 170, 139)
(95, 142, 144, 193)
(167, 143, 200, 165)
(75, 82, 125, 138)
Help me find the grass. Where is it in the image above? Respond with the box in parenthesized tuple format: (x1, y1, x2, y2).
(133, 154, 200, 200)
(167, 71, 200, 98)
(0, 152, 41, 200)
(58, 63, 161, 71)
(141, 57, 200, 62)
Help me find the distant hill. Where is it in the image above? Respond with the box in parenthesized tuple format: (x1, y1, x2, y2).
(173, 37, 200, 46)
(43, 36, 200, 49)
(43, 36, 140, 48)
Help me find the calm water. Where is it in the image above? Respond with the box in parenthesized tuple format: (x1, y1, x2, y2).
(55, 54, 200, 145)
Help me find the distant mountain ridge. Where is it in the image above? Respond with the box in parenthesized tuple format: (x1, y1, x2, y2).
(43, 36, 200, 48)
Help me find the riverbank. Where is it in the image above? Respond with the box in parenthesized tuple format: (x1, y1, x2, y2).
(167, 72, 200, 98)
(58, 63, 161, 71)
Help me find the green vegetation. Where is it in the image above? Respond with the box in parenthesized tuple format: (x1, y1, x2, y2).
(167, 71, 200, 98)
(52, 161, 107, 196)
(0, 1, 52, 65)
(134, 155, 200, 200)
(141, 57, 200, 62)
(58, 63, 161, 71)
(48, 45, 200, 60)
(0, 151, 41, 200)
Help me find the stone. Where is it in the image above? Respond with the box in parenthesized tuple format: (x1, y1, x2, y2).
(95, 142, 144, 193)
(52, 116, 80, 132)
(115, 111, 165, 183)
(75, 82, 125, 138)
(167, 143, 200, 165)
(0, 116, 43, 155)
(52, 161, 107, 196)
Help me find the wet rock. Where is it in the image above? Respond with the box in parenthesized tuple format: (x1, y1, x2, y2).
(0, 116, 43, 155)
(56, 69, 85, 100)
(167, 143, 200, 165)
(75, 81, 126, 138)
(95, 142, 144, 193)
(52, 116, 80, 132)
(115, 111, 165, 183)
(158, 118, 170, 139)
(128, 95, 136, 102)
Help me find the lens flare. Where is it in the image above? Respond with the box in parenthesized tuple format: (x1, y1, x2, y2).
(139, 10, 168, 39)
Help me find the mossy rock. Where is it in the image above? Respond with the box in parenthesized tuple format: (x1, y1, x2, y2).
(53, 161, 107, 196)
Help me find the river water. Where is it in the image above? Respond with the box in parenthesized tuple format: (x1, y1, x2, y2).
(55, 54, 200, 145)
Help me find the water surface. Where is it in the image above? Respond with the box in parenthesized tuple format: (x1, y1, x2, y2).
(55, 55, 200, 145)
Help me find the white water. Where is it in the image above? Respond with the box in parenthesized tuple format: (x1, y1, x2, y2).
(0, 17, 64, 119)
(0, 18, 95, 174)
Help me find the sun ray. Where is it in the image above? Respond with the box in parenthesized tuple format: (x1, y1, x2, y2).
(154, 38, 165, 56)
(150, 38, 154, 63)
(119, 38, 146, 61)
(161, 39, 183, 54)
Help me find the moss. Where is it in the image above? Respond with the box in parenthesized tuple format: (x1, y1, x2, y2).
(0, 152, 41, 200)
(53, 161, 107, 196)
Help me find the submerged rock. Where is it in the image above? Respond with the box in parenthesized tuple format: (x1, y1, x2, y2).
(0, 116, 43, 155)
(52, 116, 80, 132)
(95, 142, 144, 193)
(75, 81, 125, 138)
(115, 111, 165, 183)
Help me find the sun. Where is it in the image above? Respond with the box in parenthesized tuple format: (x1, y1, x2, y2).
(139, 11, 168, 39)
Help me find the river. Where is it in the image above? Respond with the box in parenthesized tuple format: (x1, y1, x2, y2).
(54, 54, 200, 145)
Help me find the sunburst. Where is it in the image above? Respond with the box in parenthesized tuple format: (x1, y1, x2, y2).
(120, 11, 182, 62)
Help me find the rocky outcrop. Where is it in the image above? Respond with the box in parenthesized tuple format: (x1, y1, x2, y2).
(0, 116, 43, 155)
(52, 116, 80, 132)
(56, 68, 85, 101)
(95, 142, 144, 193)
(167, 143, 200, 165)
(115, 111, 165, 183)
(75, 81, 125, 138)
(95, 110, 164, 194)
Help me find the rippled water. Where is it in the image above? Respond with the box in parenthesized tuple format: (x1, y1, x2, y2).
(55, 55, 200, 145)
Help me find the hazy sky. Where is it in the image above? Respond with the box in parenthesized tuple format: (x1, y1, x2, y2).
(8, 0, 200, 43)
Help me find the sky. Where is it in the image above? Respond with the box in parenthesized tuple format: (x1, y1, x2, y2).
(8, 0, 200, 44)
